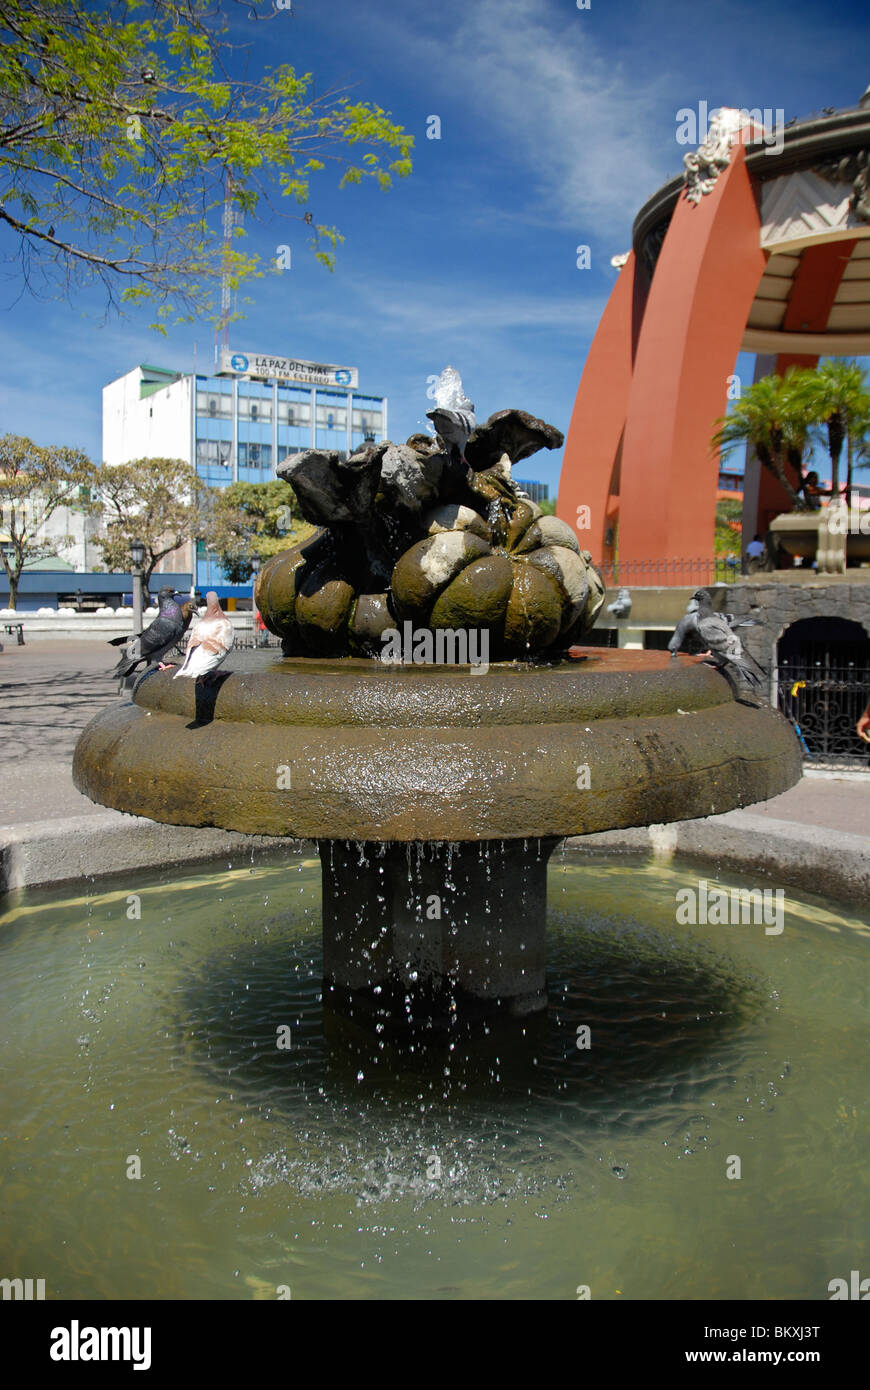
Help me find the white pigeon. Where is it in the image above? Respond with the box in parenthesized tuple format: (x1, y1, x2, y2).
(173, 591, 234, 681)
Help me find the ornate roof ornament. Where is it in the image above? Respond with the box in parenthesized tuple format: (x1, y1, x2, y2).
(682, 107, 748, 204)
(814, 148, 870, 223)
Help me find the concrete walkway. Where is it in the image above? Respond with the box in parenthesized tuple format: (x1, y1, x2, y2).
(1, 640, 121, 823)
(1, 639, 868, 893)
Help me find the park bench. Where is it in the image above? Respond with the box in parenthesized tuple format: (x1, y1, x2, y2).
(4, 622, 24, 645)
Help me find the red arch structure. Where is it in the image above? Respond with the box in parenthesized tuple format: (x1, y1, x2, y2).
(558, 101, 870, 569)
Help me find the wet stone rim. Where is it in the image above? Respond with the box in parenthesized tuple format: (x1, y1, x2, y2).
(72, 653, 802, 842)
(130, 651, 729, 729)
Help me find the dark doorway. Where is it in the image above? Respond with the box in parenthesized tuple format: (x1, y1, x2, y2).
(776, 617, 870, 769)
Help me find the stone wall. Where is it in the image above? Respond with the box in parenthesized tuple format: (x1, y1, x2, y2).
(722, 578, 870, 692)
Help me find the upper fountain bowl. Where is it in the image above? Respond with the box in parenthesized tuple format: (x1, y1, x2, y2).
(72, 649, 801, 841)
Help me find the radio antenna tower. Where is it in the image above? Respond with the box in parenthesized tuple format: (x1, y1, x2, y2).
(216, 171, 238, 367)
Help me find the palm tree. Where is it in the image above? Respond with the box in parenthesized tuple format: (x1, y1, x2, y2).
(713, 371, 813, 511)
(791, 360, 870, 505)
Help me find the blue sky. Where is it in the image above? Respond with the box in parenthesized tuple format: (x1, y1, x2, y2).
(1, 0, 868, 496)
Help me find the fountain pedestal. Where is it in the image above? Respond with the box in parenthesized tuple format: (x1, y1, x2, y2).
(320, 838, 558, 1027)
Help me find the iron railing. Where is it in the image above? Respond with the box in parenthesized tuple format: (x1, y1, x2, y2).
(777, 653, 870, 769)
(233, 623, 283, 650)
(597, 557, 741, 588)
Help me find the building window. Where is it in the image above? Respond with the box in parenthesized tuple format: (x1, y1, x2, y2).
(352, 408, 382, 433)
(316, 404, 346, 429)
(196, 439, 232, 469)
(196, 391, 231, 419)
(238, 392, 272, 421)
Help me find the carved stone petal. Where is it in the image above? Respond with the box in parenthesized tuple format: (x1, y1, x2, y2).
(378, 443, 447, 516)
(278, 448, 383, 526)
(464, 409, 564, 471)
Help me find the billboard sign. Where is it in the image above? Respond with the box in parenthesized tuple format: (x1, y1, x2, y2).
(218, 351, 358, 389)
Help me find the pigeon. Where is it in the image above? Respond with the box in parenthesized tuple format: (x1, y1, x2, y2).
(426, 365, 476, 466)
(607, 587, 632, 618)
(668, 589, 763, 688)
(173, 591, 234, 682)
(108, 587, 194, 677)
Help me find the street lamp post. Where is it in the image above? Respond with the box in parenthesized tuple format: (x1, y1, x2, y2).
(130, 538, 146, 633)
(250, 554, 262, 646)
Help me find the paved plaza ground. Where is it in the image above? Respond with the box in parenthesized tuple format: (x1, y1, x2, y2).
(0, 639, 269, 825)
(2, 638, 868, 839)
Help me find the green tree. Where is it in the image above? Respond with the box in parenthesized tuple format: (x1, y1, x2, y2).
(713, 372, 813, 511)
(0, 434, 95, 608)
(92, 456, 215, 590)
(209, 478, 314, 583)
(794, 360, 870, 504)
(0, 0, 413, 324)
(714, 497, 742, 556)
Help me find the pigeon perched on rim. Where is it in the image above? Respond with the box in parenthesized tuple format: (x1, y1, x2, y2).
(668, 588, 763, 689)
(173, 591, 234, 682)
(108, 587, 194, 677)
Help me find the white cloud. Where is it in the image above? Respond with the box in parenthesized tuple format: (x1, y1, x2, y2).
(452, 0, 667, 228)
(345, 275, 602, 338)
(347, 0, 670, 234)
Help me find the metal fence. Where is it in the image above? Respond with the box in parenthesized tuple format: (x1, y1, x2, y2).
(776, 653, 870, 770)
(233, 622, 283, 650)
(598, 557, 742, 588)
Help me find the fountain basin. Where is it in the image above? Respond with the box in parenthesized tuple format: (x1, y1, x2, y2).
(72, 650, 800, 842)
(72, 648, 801, 1026)
(3, 848, 868, 1300)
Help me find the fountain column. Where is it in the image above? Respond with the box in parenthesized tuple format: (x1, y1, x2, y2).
(319, 838, 560, 1027)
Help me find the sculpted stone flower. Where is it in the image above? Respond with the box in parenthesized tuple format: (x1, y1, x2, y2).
(258, 397, 602, 661)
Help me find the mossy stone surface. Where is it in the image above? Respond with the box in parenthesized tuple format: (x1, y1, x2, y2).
(429, 554, 514, 635)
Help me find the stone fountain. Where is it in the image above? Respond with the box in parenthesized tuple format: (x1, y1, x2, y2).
(73, 371, 801, 1031)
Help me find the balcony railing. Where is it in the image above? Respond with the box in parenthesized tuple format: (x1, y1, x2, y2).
(597, 557, 742, 588)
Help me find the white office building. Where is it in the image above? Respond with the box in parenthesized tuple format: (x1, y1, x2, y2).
(102, 352, 387, 594)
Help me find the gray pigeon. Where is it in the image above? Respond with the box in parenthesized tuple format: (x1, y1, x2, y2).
(108, 588, 194, 677)
(668, 589, 763, 688)
(426, 365, 476, 465)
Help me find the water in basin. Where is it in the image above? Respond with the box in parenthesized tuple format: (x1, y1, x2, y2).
(1, 847, 867, 1300)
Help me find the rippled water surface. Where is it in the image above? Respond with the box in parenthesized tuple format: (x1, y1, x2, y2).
(1, 849, 868, 1300)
